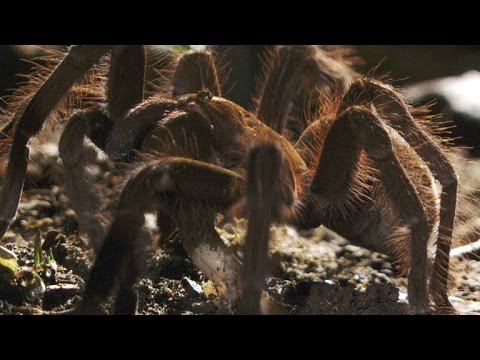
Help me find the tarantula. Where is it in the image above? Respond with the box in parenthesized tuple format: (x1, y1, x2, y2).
(0, 45, 459, 314)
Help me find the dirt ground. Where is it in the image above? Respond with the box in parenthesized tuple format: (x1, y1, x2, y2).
(1, 144, 480, 315)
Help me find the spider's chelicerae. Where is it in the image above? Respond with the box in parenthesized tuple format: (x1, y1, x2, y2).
(0, 45, 460, 314)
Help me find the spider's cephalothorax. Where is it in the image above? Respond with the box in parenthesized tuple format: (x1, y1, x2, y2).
(0, 45, 459, 314)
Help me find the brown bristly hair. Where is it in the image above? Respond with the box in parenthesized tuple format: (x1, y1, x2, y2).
(319, 45, 364, 69)
(206, 46, 238, 98)
(143, 46, 176, 98)
(0, 46, 108, 173)
(382, 99, 480, 288)
(295, 85, 380, 223)
(148, 47, 232, 99)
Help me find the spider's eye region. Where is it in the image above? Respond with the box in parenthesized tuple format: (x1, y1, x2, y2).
(198, 89, 213, 102)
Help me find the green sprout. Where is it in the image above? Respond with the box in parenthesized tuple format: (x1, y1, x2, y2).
(33, 230, 57, 273)
(34, 230, 43, 270)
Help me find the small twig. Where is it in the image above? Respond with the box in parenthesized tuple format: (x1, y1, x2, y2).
(450, 239, 480, 258)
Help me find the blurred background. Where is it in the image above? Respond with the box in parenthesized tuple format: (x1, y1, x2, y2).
(2, 45, 480, 154)
(3, 45, 480, 94)
(356, 45, 480, 82)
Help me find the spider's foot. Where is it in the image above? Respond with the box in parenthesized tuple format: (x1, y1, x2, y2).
(0, 218, 12, 239)
(113, 288, 138, 315)
(432, 296, 459, 315)
(407, 302, 434, 315)
(67, 298, 108, 315)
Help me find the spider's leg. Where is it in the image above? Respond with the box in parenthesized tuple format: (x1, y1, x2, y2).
(208, 45, 270, 109)
(59, 109, 114, 251)
(76, 158, 244, 314)
(341, 78, 457, 313)
(111, 107, 219, 248)
(255, 46, 353, 140)
(145, 111, 220, 245)
(156, 209, 176, 245)
(58, 47, 147, 250)
(105, 94, 217, 162)
(255, 46, 309, 135)
(107, 46, 146, 120)
(0, 46, 112, 239)
(306, 107, 434, 313)
(113, 252, 139, 315)
(172, 51, 221, 97)
(238, 143, 289, 314)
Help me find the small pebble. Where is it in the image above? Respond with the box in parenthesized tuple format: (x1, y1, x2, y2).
(0, 245, 17, 260)
(110, 176, 124, 187)
(181, 277, 203, 298)
(202, 281, 219, 299)
(19, 200, 51, 211)
(380, 269, 394, 277)
(370, 258, 384, 270)
(65, 209, 76, 218)
(164, 287, 174, 299)
(44, 284, 80, 298)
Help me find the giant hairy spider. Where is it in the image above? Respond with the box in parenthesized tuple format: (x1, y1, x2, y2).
(0, 45, 459, 314)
